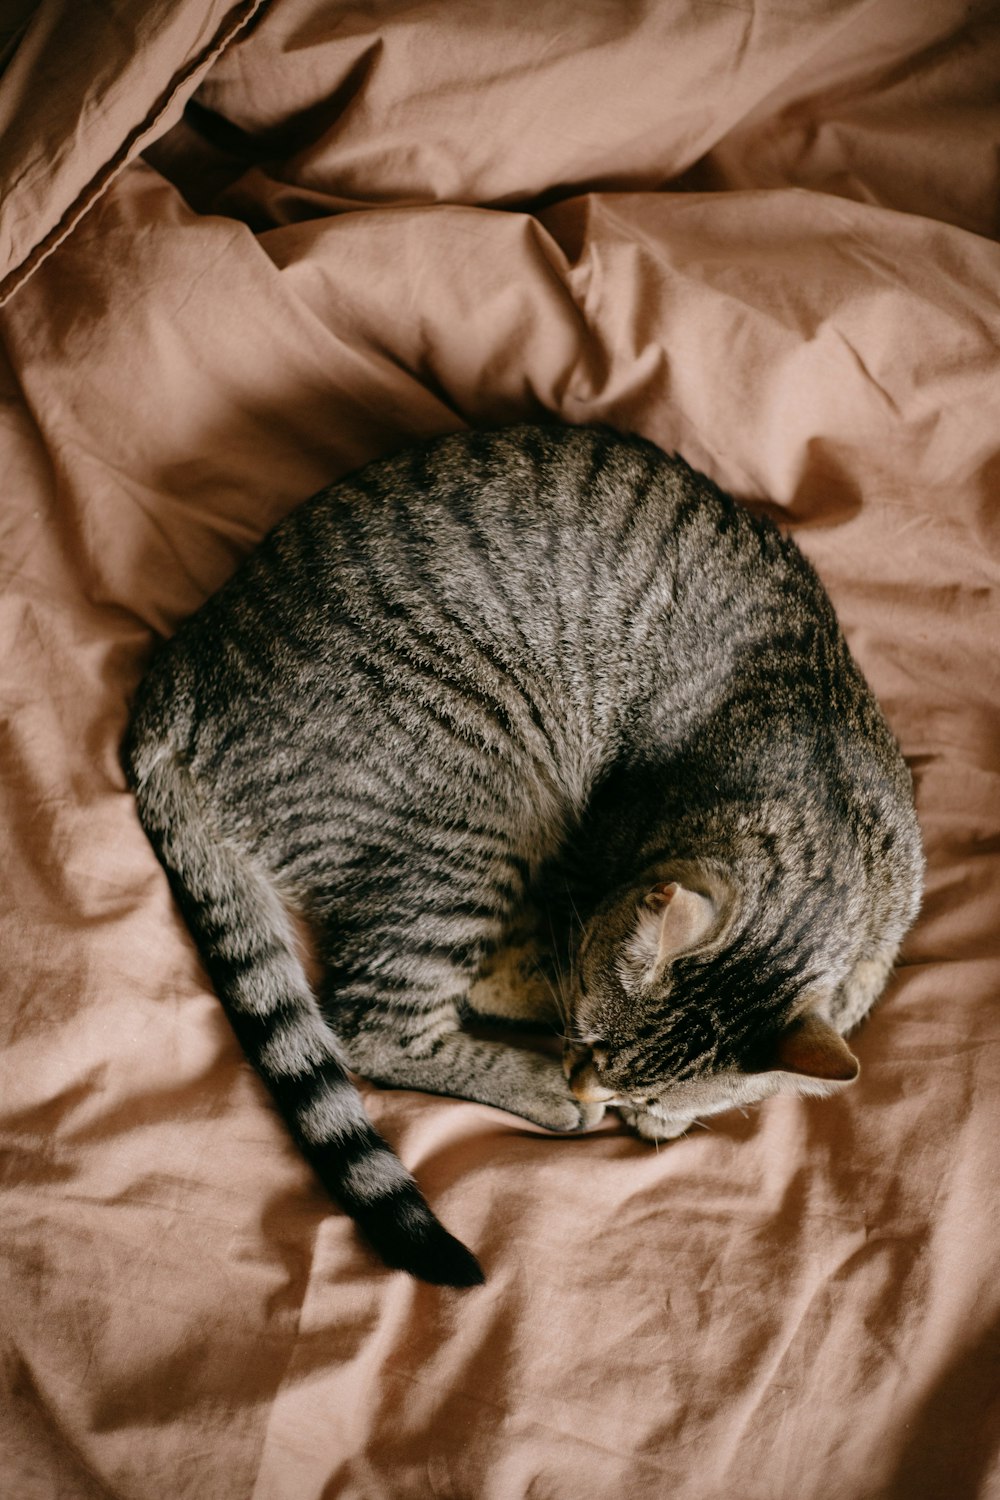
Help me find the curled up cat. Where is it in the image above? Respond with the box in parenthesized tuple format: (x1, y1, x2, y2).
(122, 424, 923, 1286)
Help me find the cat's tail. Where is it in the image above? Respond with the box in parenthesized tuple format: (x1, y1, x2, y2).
(123, 740, 484, 1288)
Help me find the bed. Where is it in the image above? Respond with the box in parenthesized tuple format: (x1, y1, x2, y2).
(2, 2, 999, 1496)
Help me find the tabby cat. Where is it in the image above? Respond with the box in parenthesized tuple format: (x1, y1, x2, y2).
(123, 424, 922, 1286)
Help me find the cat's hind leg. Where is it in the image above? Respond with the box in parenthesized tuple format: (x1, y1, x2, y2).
(465, 929, 566, 1029)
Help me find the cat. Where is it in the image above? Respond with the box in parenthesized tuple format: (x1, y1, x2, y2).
(122, 423, 923, 1286)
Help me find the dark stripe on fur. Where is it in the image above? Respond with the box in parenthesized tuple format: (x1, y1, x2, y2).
(121, 740, 483, 1287)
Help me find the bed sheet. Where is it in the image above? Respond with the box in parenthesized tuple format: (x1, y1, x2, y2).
(1, 3, 999, 1497)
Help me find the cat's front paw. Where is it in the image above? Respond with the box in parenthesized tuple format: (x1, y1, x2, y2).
(511, 1063, 607, 1133)
(618, 1105, 694, 1143)
(529, 1090, 606, 1134)
(572, 1098, 608, 1132)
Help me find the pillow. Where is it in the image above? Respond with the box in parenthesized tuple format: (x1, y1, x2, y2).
(0, 0, 267, 304)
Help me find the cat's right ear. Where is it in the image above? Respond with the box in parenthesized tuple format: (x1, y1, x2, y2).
(627, 882, 717, 976)
(772, 1012, 860, 1082)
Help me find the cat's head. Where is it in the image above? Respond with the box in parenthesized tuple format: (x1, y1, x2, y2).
(565, 869, 860, 1135)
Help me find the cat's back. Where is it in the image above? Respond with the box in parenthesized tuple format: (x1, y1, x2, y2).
(127, 423, 837, 777)
(259, 422, 816, 685)
(128, 426, 667, 729)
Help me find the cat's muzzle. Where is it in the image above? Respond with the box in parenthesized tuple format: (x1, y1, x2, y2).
(563, 1043, 624, 1105)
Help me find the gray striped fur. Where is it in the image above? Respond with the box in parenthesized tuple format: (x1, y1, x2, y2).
(123, 424, 922, 1283)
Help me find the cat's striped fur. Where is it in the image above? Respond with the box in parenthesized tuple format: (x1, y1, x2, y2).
(123, 424, 922, 1284)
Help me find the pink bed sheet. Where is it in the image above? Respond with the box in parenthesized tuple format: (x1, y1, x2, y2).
(1, 2, 999, 1497)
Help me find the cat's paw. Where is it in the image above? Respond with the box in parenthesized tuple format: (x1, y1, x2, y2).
(511, 1065, 606, 1133)
(618, 1105, 694, 1143)
(531, 1091, 607, 1134)
(572, 1098, 608, 1132)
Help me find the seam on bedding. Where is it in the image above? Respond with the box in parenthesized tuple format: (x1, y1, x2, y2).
(0, 0, 271, 309)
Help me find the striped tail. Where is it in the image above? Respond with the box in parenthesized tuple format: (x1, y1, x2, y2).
(123, 740, 483, 1288)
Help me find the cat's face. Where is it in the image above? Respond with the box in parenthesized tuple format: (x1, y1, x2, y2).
(565, 874, 859, 1135)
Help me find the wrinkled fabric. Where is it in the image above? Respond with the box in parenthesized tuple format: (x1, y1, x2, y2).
(0, 0, 266, 302)
(1, 2, 999, 1497)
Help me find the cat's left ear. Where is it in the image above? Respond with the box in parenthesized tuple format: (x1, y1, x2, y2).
(630, 881, 717, 973)
(771, 1012, 860, 1082)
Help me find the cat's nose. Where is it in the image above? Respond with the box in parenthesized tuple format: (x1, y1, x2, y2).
(568, 1062, 621, 1105)
(564, 1044, 624, 1103)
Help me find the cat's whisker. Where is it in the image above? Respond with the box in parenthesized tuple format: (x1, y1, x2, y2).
(544, 910, 572, 1029)
(535, 962, 569, 1029)
(565, 887, 587, 943)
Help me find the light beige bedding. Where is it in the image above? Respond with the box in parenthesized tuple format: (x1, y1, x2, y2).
(1, 2, 999, 1496)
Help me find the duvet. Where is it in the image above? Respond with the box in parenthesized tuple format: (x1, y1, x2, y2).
(1, 2, 999, 1497)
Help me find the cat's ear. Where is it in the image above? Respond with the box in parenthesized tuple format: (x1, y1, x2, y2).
(772, 1013, 859, 1082)
(632, 881, 716, 969)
